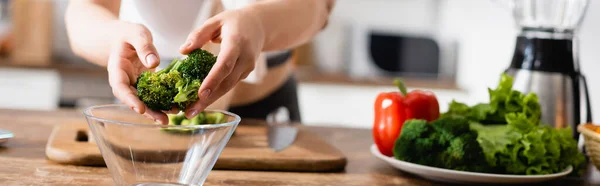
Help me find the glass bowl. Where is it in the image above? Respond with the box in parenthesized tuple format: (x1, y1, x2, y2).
(83, 104, 240, 186)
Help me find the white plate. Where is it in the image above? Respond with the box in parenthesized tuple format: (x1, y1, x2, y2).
(370, 144, 572, 184)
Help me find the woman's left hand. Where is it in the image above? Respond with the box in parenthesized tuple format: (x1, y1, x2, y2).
(179, 8, 265, 118)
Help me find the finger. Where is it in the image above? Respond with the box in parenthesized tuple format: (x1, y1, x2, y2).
(240, 69, 252, 80)
(124, 24, 160, 68)
(185, 63, 245, 119)
(164, 107, 181, 114)
(109, 44, 140, 85)
(107, 53, 144, 111)
(109, 75, 145, 113)
(113, 83, 167, 124)
(238, 49, 257, 80)
(179, 18, 222, 54)
(185, 70, 243, 118)
(143, 108, 169, 124)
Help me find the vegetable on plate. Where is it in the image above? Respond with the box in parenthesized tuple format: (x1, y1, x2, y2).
(373, 79, 440, 156)
(394, 116, 491, 172)
(390, 74, 586, 176)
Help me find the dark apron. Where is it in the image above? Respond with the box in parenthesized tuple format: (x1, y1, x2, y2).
(228, 50, 302, 122)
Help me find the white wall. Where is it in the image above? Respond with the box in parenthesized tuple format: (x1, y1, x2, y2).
(440, 0, 600, 124)
(303, 0, 600, 128)
(0, 68, 60, 110)
(297, 83, 470, 128)
(578, 0, 600, 124)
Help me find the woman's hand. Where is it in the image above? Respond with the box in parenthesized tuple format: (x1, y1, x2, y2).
(107, 22, 170, 124)
(179, 9, 266, 118)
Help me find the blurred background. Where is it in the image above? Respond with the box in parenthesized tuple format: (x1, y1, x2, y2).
(0, 0, 598, 129)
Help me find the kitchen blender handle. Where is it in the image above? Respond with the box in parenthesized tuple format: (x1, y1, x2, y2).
(580, 73, 593, 123)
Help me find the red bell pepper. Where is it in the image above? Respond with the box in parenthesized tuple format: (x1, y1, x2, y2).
(373, 79, 440, 156)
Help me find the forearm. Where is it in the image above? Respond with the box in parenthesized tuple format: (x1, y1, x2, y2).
(246, 0, 335, 51)
(64, 0, 123, 67)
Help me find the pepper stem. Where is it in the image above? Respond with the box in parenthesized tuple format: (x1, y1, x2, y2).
(394, 79, 408, 96)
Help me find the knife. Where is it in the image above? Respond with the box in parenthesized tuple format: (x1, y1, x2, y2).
(0, 129, 13, 145)
(266, 107, 298, 152)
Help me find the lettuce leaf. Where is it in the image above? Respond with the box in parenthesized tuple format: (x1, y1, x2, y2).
(470, 112, 585, 175)
(427, 73, 586, 175)
(444, 74, 542, 125)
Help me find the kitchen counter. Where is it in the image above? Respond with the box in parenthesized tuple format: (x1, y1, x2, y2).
(0, 109, 598, 186)
(294, 66, 460, 90)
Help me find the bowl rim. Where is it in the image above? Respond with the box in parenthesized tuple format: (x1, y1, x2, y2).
(83, 104, 241, 129)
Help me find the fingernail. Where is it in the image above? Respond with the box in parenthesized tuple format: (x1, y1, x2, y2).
(156, 117, 168, 124)
(200, 89, 211, 99)
(187, 109, 199, 119)
(179, 41, 192, 51)
(133, 107, 141, 114)
(146, 54, 159, 66)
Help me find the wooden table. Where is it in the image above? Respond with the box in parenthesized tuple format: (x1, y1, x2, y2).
(0, 109, 599, 186)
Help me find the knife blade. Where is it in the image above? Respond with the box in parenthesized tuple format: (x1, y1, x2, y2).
(267, 107, 298, 152)
(0, 129, 14, 145)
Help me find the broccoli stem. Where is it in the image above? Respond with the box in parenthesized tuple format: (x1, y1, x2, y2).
(189, 112, 205, 125)
(174, 80, 201, 103)
(157, 59, 182, 74)
(168, 113, 186, 125)
(205, 112, 225, 124)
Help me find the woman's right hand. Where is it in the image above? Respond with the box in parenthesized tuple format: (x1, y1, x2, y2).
(106, 22, 170, 124)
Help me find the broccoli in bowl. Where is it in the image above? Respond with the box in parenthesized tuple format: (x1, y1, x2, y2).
(161, 112, 227, 134)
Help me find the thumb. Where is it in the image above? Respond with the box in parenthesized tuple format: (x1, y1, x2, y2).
(125, 24, 160, 68)
(179, 18, 222, 54)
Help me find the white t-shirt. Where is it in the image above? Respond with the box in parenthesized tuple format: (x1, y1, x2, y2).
(119, 0, 268, 83)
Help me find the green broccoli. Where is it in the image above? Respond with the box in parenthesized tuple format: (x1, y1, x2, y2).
(205, 112, 225, 124)
(394, 116, 493, 173)
(168, 113, 187, 125)
(166, 112, 223, 126)
(135, 49, 217, 111)
(174, 79, 202, 110)
(135, 62, 182, 111)
(177, 49, 217, 80)
(189, 112, 205, 125)
(393, 119, 438, 166)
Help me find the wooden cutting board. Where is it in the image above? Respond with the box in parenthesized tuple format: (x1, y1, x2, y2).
(45, 121, 347, 172)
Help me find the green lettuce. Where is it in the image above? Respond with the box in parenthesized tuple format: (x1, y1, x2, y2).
(441, 73, 584, 175)
(395, 73, 585, 175)
(444, 74, 541, 125)
(470, 113, 585, 175)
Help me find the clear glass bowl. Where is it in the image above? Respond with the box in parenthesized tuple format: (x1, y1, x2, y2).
(83, 105, 240, 186)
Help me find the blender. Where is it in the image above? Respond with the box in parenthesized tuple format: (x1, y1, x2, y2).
(501, 0, 593, 139)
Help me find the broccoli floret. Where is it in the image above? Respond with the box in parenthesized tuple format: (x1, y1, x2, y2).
(394, 117, 493, 173)
(135, 49, 217, 111)
(189, 112, 205, 125)
(205, 112, 225, 124)
(136, 69, 182, 111)
(177, 49, 217, 80)
(438, 132, 492, 173)
(168, 113, 186, 125)
(393, 120, 439, 166)
(171, 49, 216, 110)
(173, 79, 201, 110)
